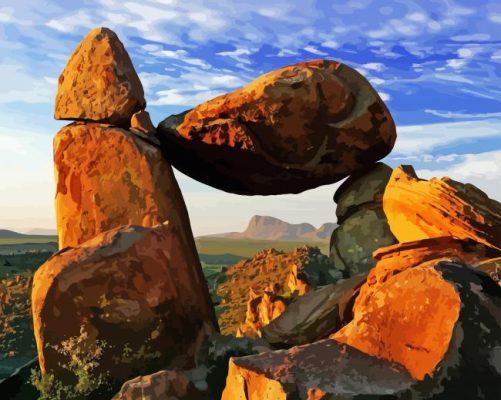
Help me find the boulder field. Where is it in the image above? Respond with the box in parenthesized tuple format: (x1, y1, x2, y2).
(14, 25, 499, 400)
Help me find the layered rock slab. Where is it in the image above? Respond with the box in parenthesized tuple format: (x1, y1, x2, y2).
(221, 339, 415, 399)
(54, 122, 187, 249)
(54, 27, 145, 126)
(32, 224, 217, 388)
(158, 60, 396, 195)
(332, 237, 501, 397)
(383, 165, 501, 250)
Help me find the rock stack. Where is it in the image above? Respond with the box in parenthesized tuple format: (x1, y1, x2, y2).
(31, 27, 217, 397)
(20, 25, 500, 400)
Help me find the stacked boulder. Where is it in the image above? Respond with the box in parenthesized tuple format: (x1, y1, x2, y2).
(32, 27, 217, 397)
(329, 162, 397, 276)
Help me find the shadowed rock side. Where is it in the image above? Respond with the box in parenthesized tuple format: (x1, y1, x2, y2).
(54, 27, 145, 126)
(54, 122, 188, 249)
(330, 162, 397, 276)
(383, 165, 501, 250)
(221, 339, 416, 399)
(216, 247, 341, 336)
(32, 224, 217, 392)
(262, 273, 367, 347)
(158, 59, 396, 195)
(333, 237, 500, 393)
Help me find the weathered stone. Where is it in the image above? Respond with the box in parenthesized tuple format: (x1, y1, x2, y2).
(216, 246, 339, 336)
(383, 165, 501, 250)
(54, 27, 145, 126)
(221, 339, 415, 399)
(130, 110, 156, 136)
(333, 237, 500, 390)
(330, 208, 396, 276)
(158, 60, 396, 195)
(474, 256, 501, 285)
(54, 122, 188, 249)
(113, 370, 208, 400)
(32, 224, 217, 390)
(262, 273, 367, 347)
(334, 162, 393, 222)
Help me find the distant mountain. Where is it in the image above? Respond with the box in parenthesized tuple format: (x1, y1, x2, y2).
(201, 215, 337, 241)
(25, 228, 58, 236)
(0, 229, 23, 238)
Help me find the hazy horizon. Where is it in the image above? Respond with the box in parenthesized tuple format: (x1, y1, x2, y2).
(1, 0, 500, 236)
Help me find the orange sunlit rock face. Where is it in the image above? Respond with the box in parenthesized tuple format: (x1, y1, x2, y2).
(32, 224, 217, 385)
(383, 165, 501, 250)
(54, 122, 188, 249)
(158, 60, 396, 195)
(331, 236, 498, 380)
(54, 27, 145, 126)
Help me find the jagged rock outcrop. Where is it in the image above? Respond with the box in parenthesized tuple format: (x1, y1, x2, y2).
(332, 238, 500, 396)
(383, 165, 501, 250)
(216, 247, 340, 336)
(262, 273, 367, 347)
(54, 122, 186, 249)
(158, 60, 396, 195)
(130, 110, 156, 136)
(330, 162, 397, 276)
(221, 339, 416, 399)
(54, 27, 145, 126)
(32, 224, 217, 391)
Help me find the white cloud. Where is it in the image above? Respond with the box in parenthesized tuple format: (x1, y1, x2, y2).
(0, 64, 56, 103)
(46, 10, 95, 32)
(424, 109, 501, 119)
(362, 62, 385, 71)
(150, 89, 224, 106)
(276, 48, 299, 57)
(451, 33, 491, 42)
(379, 92, 391, 101)
(151, 49, 211, 69)
(488, 13, 501, 23)
(417, 150, 501, 200)
(321, 40, 339, 49)
(393, 119, 501, 156)
(303, 45, 328, 56)
(216, 47, 255, 64)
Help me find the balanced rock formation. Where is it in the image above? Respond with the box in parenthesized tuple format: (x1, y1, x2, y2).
(216, 247, 340, 335)
(222, 339, 415, 399)
(54, 122, 187, 249)
(54, 27, 145, 126)
(383, 165, 501, 250)
(332, 238, 500, 396)
(330, 162, 397, 276)
(158, 59, 396, 195)
(32, 224, 217, 390)
(262, 273, 367, 347)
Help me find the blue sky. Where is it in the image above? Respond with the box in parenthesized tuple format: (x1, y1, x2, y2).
(1, 0, 500, 235)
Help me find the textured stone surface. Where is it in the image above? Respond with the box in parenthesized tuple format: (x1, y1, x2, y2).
(334, 162, 393, 222)
(330, 208, 396, 276)
(215, 247, 339, 335)
(32, 224, 217, 388)
(383, 165, 501, 250)
(262, 273, 367, 347)
(130, 110, 155, 136)
(158, 60, 396, 195)
(54, 27, 145, 126)
(113, 370, 207, 400)
(54, 122, 188, 249)
(221, 339, 415, 399)
(333, 237, 500, 384)
(474, 256, 501, 285)
(330, 162, 396, 276)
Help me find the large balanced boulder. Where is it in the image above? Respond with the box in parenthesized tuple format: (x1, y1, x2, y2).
(158, 60, 396, 195)
(54, 122, 186, 249)
(332, 238, 500, 398)
(330, 162, 397, 276)
(383, 165, 501, 250)
(54, 27, 145, 126)
(32, 224, 217, 393)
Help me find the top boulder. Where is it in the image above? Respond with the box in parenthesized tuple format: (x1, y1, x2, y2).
(54, 27, 145, 126)
(158, 60, 396, 195)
